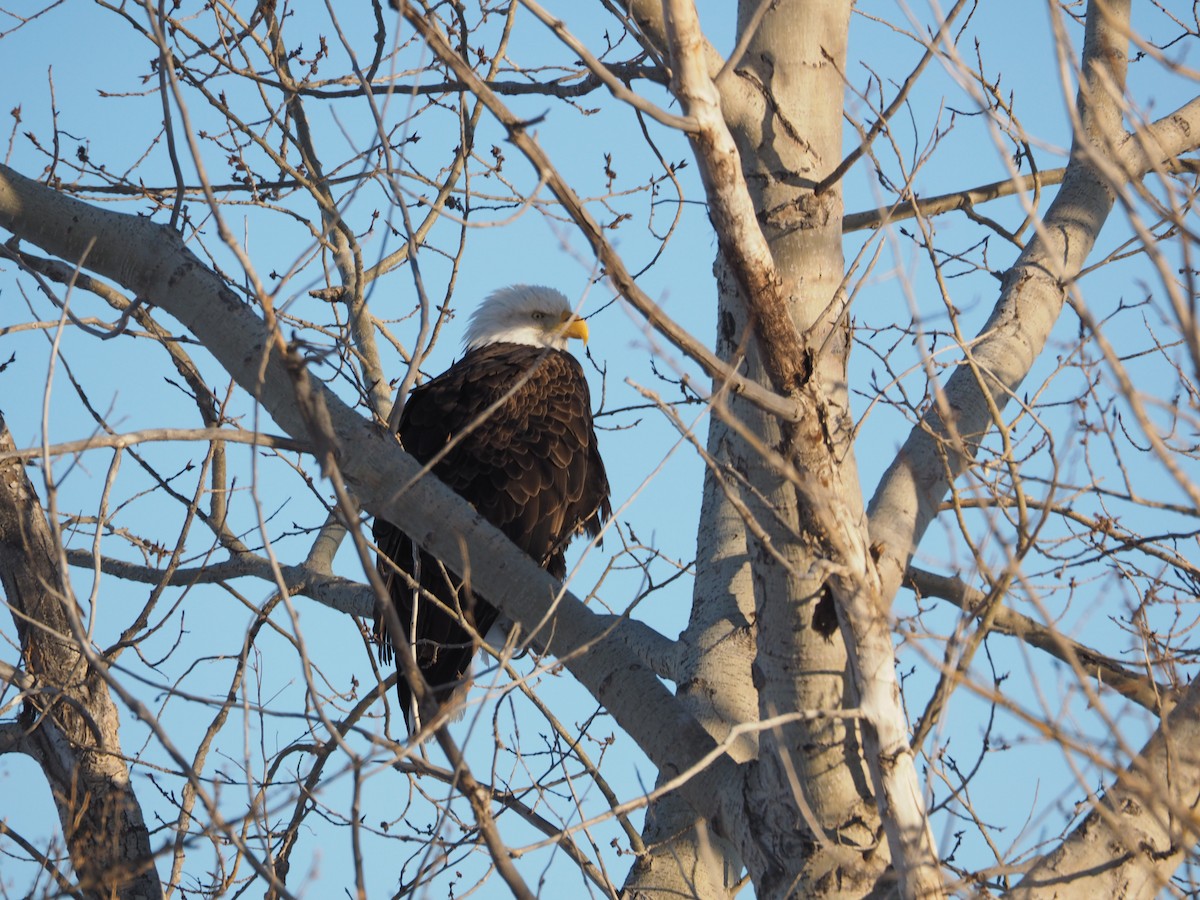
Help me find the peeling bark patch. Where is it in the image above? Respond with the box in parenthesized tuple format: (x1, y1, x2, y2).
(762, 192, 829, 232)
(800, 346, 814, 386)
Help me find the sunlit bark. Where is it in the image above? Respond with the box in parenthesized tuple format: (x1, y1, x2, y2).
(3, 0, 1200, 896)
(0, 415, 160, 899)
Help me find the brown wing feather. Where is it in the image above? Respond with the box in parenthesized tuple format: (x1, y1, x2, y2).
(373, 343, 610, 728)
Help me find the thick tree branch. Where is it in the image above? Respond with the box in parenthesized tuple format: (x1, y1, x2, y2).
(593, 614, 684, 682)
(0, 720, 33, 756)
(662, 2, 942, 895)
(0, 413, 162, 900)
(1009, 677, 1200, 898)
(662, 0, 807, 397)
(905, 567, 1172, 715)
(866, 1, 1200, 608)
(0, 160, 745, 850)
(788, 431, 943, 900)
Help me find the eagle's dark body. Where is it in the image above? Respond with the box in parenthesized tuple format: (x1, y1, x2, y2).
(373, 341, 610, 728)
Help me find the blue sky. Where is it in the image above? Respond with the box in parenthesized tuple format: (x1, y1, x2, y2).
(1, 1, 1198, 896)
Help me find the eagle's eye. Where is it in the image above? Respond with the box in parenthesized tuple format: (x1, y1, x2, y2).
(531, 311, 546, 321)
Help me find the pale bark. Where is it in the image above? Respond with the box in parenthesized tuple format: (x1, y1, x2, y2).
(608, 1, 780, 894)
(851, 3, 1200, 894)
(4, 0, 1200, 895)
(0, 159, 749, 855)
(662, 0, 805, 396)
(866, 0, 1159, 605)
(622, 406, 760, 900)
(1009, 678, 1200, 898)
(715, 1, 941, 896)
(632, 0, 943, 895)
(0, 414, 161, 899)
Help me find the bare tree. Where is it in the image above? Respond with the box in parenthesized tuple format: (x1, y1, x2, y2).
(1, 1, 1199, 897)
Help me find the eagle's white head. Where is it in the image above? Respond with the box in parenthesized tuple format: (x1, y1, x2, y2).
(463, 285, 590, 352)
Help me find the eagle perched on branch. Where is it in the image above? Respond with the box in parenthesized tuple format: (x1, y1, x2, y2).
(373, 285, 611, 730)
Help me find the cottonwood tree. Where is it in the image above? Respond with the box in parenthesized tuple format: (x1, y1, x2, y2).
(1, 0, 1199, 897)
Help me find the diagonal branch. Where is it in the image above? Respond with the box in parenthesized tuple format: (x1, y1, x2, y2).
(661, 0, 807, 396)
(0, 159, 746, 854)
(0, 412, 162, 899)
(843, 167, 1068, 232)
(906, 567, 1172, 715)
(1009, 677, 1200, 898)
(394, 0, 800, 421)
(866, 0, 1200, 608)
(517, 0, 691, 130)
(817, 0, 973, 195)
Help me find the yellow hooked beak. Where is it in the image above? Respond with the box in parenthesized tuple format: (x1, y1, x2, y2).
(557, 309, 590, 345)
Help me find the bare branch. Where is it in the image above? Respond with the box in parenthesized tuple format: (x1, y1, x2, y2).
(394, 0, 801, 422)
(662, 0, 806, 397)
(1010, 678, 1200, 898)
(866, 0, 1200, 607)
(844, 167, 1068, 232)
(906, 567, 1172, 715)
(0, 411, 162, 899)
(517, 0, 691, 130)
(0, 427, 306, 461)
(0, 158, 743, 844)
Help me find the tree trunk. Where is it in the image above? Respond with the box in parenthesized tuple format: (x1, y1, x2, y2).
(625, 1, 899, 896)
(0, 414, 161, 899)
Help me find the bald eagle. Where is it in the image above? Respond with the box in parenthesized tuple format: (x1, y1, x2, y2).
(373, 285, 611, 730)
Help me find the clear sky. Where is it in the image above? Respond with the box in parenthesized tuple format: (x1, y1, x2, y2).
(1, 1, 1197, 896)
